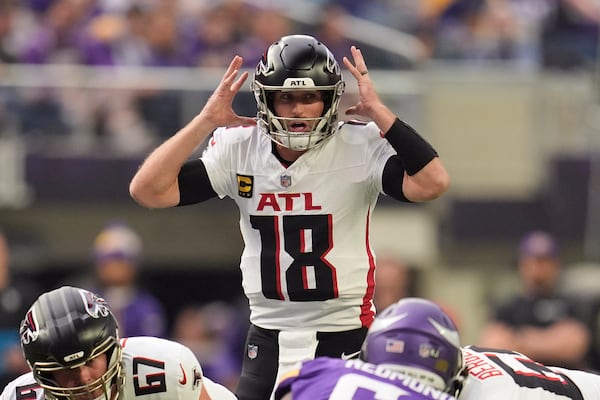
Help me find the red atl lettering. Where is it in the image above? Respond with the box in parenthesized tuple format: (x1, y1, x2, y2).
(257, 193, 280, 211)
(257, 193, 322, 211)
(304, 193, 321, 210)
(278, 193, 301, 210)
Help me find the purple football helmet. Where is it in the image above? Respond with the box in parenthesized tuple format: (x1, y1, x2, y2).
(361, 297, 464, 393)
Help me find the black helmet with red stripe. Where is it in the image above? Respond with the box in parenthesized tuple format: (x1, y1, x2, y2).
(20, 286, 123, 400)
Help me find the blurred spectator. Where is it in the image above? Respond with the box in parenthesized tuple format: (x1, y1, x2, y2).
(0, 229, 42, 388)
(313, 4, 353, 61)
(79, 12, 129, 66)
(69, 220, 167, 338)
(432, 0, 521, 62)
(541, 0, 600, 69)
(115, 5, 150, 65)
(187, 2, 242, 68)
(75, 5, 150, 66)
(373, 255, 419, 312)
(141, 6, 191, 67)
(132, 5, 187, 140)
(237, 6, 294, 68)
(171, 301, 245, 391)
(479, 230, 591, 369)
(560, 261, 600, 371)
(0, 0, 17, 63)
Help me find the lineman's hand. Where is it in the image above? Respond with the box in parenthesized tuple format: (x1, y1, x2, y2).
(199, 55, 256, 130)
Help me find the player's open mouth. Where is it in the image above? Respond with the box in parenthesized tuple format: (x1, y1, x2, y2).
(289, 122, 309, 132)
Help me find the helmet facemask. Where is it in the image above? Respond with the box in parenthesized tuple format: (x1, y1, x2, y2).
(253, 81, 345, 151)
(32, 337, 123, 400)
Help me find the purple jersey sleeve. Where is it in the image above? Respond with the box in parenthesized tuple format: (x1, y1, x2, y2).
(275, 357, 457, 400)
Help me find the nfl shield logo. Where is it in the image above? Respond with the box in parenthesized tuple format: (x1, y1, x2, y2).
(280, 175, 292, 188)
(419, 344, 434, 358)
(247, 344, 258, 359)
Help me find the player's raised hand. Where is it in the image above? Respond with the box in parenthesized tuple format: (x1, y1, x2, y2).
(199, 55, 256, 129)
(342, 46, 384, 119)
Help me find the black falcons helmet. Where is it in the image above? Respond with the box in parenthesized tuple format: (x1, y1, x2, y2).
(252, 34, 345, 151)
(20, 286, 123, 400)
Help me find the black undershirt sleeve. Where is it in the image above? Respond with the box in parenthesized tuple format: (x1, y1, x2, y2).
(177, 159, 218, 206)
(382, 155, 410, 202)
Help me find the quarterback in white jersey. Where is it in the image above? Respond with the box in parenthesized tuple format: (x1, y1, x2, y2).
(130, 34, 450, 400)
(0, 286, 236, 400)
(202, 118, 394, 330)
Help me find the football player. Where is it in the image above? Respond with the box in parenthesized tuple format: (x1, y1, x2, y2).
(129, 34, 450, 400)
(274, 297, 462, 399)
(0, 286, 236, 400)
(364, 298, 600, 399)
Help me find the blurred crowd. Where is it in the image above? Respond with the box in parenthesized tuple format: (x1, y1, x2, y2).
(0, 0, 598, 151)
(0, 0, 598, 69)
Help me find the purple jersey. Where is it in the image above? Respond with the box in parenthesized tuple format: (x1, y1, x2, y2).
(274, 357, 457, 400)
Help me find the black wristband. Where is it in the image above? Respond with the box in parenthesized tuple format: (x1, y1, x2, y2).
(383, 118, 438, 175)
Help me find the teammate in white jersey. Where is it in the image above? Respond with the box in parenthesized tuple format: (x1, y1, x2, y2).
(129, 34, 450, 400)
(361, 297, 600, 400)
(0, 286, 236, 400)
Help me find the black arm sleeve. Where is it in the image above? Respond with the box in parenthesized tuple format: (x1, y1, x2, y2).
(177, 159, 218, 206)
(384, 118, 438, 175)
(382, 155, 410, 202)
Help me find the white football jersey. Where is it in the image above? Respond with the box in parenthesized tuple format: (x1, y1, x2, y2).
(201, 122, 396, 331)
(0, 337, 236, 400)
(459, 346, 600, 399)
